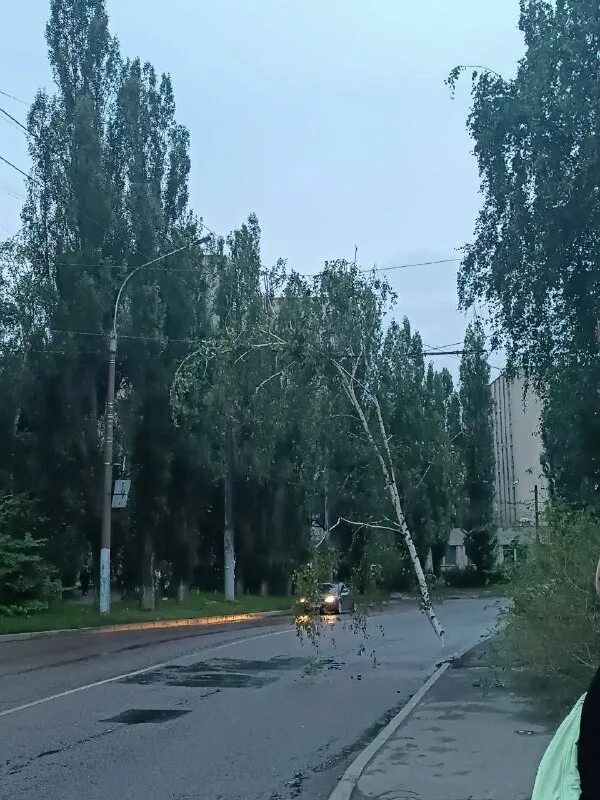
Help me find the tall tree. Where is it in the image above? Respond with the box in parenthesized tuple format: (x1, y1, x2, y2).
(173, 216, 268, 600)
(452, 0, 600, 501)
(0, 0, 206, 606)
(459, 320, 496, 575)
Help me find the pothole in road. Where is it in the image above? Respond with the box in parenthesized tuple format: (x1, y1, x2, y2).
(121, 655, 309, 689)
(101, 708, 192, 725)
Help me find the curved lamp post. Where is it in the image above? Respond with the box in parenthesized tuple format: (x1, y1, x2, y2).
(99, 238, 209, 613)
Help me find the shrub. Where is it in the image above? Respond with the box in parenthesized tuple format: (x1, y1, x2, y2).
(504, 507, 600, 698)
(0, 600, 50, 617)
(444, 566, 485, 588)
(487, 566, 511, 586)
(0, 493, 58, 612)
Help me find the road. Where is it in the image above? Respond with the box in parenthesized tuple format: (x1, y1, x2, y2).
(0, 598, 500, 800)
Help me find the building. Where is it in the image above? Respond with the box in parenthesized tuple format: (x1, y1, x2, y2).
(490, 373, 546, 535)
(441, 527, 522, 571)
(435, 373, 547, 572)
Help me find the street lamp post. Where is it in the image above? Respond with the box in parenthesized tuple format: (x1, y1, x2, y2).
(98, 239, 208, 614)
(99, 329, 117, 613)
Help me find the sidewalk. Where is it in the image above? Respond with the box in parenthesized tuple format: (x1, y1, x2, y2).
(352, 645, 559, 800)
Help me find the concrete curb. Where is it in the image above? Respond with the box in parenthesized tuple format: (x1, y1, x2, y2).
(327, 661, 451, 800)
(0, 609, 290, 644)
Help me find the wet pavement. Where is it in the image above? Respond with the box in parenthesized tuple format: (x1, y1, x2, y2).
(352, 644, 556, 800)
(0, 598, 500, 800)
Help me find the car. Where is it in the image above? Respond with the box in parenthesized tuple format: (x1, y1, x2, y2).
(318, 582, 356, 614)
(317, 582, 355, 614)
(296, 581, 356, 615)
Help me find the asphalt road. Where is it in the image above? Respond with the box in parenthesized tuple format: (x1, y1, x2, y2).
(0, 598, 500, 800)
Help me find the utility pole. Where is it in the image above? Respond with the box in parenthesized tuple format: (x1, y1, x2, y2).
(98, 238, 207, 614)
(534, 483, 540, 543)
(99, 330, 117, 613)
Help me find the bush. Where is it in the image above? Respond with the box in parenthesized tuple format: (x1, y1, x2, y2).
(444, 566, 485, 588)
(504, 507, 600, 698)
(486, 566, 511, 586)
(0, 494, 58, 611)
(0, 600, 50, 617)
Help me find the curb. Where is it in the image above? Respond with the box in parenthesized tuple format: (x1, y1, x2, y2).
(0, 609, 290, 644)
(327, 661, 451, 800)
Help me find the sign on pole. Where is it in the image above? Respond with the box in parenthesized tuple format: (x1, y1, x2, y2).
(112, 479, 131, 509)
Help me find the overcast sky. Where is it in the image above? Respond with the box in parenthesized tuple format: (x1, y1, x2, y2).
(0, 1, 524, 376)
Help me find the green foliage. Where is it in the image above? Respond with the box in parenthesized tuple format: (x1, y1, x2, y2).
(352, 529, 406, 594)
(443, 566, 484, 589)
(0, 0, 207, 604)
(0, 494, 58, 612)
(459, 320, 496, 574)
(504, 507, 600, 699)
(0, 1, 492, 619)
(455, 1, 600, 500)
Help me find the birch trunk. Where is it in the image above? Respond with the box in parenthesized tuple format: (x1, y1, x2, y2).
(223, 422, 236, 601)
(141, 532, 155, 610)
(176, 579, 187, 603)
(336, 364, 445, 642)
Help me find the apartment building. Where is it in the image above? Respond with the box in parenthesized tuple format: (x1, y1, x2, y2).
(490, 373, 546, 534)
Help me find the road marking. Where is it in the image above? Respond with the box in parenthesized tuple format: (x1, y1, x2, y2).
(0, 628, 293, 719)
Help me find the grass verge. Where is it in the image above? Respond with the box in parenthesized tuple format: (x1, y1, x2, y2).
(0, 592, 290, 635)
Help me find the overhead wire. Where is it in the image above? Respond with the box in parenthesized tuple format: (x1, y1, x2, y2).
(0, 180, 25, 201)
(0, 106, 29, 135)
(1, 109, 475, 358)
(362, 257, 461, 273)
(1, 122, 459, 277)
(49, 328, 194, 344)
(0, 89, 26, 104)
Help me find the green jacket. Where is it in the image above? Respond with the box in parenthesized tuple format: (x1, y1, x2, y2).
(531, 695, 584, 800)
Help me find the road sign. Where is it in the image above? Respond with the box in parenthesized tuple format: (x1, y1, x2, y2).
(112, 479, 131, 509)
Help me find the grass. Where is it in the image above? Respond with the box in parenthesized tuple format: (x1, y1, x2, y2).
(0, 592, 291, 636)
(429, 584, 510, 599)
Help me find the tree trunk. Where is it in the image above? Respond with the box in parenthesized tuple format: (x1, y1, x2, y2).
(431, 542, 445, 578)
(176, 579, 187, 603)
(335, 362, 445, 643)
(324, 467, 331, 533)
(260, 580, 268, 596)
(224, 422, 236, 601)
(141, 532, 155, 610)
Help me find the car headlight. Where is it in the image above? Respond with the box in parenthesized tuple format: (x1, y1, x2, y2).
(325, 594, 336, 604)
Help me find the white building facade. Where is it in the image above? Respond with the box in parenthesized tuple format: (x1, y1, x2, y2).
(490, 373, 547, 534)
(437, 373, 547, 572)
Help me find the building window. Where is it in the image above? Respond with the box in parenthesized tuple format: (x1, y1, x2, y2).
(445, 545, 457, 566)
(502, 544, 515, 563)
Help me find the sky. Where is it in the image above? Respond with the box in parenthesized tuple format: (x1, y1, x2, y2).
(0, 1, 525, 377)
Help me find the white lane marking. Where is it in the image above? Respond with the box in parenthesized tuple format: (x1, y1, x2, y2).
(0, 628, 293, 719)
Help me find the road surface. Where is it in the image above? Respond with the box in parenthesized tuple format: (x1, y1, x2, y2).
(0, 598, 500, 800)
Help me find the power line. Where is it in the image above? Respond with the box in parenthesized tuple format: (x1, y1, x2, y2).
(48, 261, 218, 273)
(424, 340, 465, 351)
(49, 328, 194, 344)
(0, 151, 216, 287)
(423, 350, 465, 356)
(0, 222, 16, 237)
(0, 153, 38, 184)
(0, 106, 28, 135)
(0, 89, 26, 104)
(364, 257, 461, 274)
(0, 181, 25, 201)
(0, 150, 218, 257)
(299, 257, 462, 280)
(423, 347, 503, 371)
